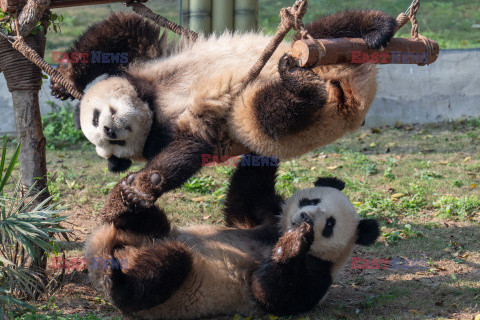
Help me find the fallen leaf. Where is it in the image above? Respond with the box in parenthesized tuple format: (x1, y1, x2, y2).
(202, 215, 211, 220)
(371, 128, 381, 134)
(464, 157, 472, 162)
(391, 193, 405, 199)
(331, 153, 342, 157)
(358, 133, 368, 139)
(268, 315, 279, 320)
(471, 183, 477, 189)
(191, 197, 205, 202)
(458, 252, 469, 259)
(369, 142, 376, 147)
(394, 121, 403, 128)
(310, 166, 317, 171)
(326, 166, 338, 170)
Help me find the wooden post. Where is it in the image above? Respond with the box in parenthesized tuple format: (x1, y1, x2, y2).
(189, 0, 211, 34)
(3, 0, 51, 275)
(212, 0, 233, 34)
(234, 0, 258, 32)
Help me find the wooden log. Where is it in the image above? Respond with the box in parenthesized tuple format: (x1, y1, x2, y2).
(1, 0, 143, 12)
(291, 37, 440, 67)
(17, 0, 50, 37)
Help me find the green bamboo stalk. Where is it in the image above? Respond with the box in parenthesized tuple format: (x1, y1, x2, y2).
(234, 0, 258, 32)
(212, 0, 234, 34)
(189, 0, 212, 34)
(181, 0, 190, 27)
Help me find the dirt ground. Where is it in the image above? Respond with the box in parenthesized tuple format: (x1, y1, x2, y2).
(21, 119, 480, 320)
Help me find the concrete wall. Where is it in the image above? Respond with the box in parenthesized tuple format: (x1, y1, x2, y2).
(0, 74, 66, 134)
(366, 49, 480, 126)
(0, 49, 479, 134)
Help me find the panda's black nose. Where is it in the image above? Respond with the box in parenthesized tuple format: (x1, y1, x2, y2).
(104, 126, 117, 139)
(300, 212, 314, 226)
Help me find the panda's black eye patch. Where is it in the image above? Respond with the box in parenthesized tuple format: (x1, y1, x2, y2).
(92, 109, 100, 127)
(299, 198, 320, 208)
(322, 217, 336, 238)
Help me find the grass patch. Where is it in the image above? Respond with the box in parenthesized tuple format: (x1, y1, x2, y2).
(433, 195, 480, 218)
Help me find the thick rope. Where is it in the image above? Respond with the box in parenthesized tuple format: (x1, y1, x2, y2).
(12, 37, 83, 99)
(0, 34, 46, 91)
(409, 0, 420, 39)
(129, 2, 198, 41)
(240, 0, 308, 91)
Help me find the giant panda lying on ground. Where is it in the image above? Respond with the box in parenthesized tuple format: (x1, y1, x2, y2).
(51, 6, 397, 218)
(85, 162, 379, 319)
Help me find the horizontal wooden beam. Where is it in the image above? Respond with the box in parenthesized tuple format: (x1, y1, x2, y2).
(291, 37, 439, 67)
(1, 0, 148, 13)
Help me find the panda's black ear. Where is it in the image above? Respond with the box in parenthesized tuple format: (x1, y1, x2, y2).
(108, 156, 132, 173)
(356, 219, 379, 246)
(73, 102, 81, 130)
(314, 177, 345, 191)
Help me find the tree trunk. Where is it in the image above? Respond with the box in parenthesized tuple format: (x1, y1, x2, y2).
(12, 90, 48, 197)
(17, 0, 50, 37)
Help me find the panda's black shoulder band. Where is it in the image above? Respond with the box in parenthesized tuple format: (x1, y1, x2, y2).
(314, 177, 345, 191)
(123, 72, 157, 109)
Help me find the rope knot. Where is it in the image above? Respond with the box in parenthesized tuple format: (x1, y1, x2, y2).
(279, 0, 308, 32)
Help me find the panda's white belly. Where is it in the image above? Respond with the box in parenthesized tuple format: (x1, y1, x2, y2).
(135, 225, 270, 319)
(138, 32, 290, 126)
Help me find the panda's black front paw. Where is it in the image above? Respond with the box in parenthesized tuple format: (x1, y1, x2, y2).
(120, 172, 162, 208)
(272, 222, 314, 263)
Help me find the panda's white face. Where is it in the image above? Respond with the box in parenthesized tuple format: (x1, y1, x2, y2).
(80, 77, 153, 161)
(280, 186, 361, 275)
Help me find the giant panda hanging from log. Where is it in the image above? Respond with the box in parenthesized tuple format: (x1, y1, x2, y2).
(50, 7, 397, 217)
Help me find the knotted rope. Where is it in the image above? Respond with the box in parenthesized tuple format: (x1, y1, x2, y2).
(128, 2, 198, 41)
(241, 0, 308, 90)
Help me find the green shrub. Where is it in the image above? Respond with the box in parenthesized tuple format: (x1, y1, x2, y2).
(41, 102, 88, 150)
(0, 137, 69, 317)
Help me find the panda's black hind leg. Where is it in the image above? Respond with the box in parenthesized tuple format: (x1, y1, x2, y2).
(295, 10, 397, 49)
(223, 154, 283, 228)
(253, 54, 327, 140)
(104, 242, 192, 314)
